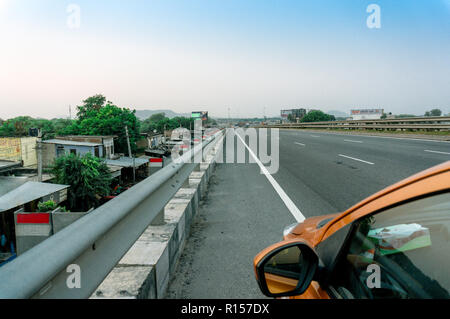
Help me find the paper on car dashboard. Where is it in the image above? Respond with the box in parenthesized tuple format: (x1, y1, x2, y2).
(367, 223, 432, 256)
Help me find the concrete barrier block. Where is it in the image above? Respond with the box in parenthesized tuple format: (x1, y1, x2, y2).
(190, 171, 206, 197)
(119, 239, 170, 299)
(188, 178, 201, 212)
(200, 163, 210, 181)
(91, 266, 157, 299)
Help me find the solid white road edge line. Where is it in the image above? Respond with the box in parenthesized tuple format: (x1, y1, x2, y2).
(235, 131, 306, 223)
(424, 150, 450, 155)
(338, 154, 375, 165)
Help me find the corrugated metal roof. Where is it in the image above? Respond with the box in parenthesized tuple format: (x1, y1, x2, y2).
(0, 177, 29, 197)
(105, 157, 148, 168)
(0, 160, 22, 173)
(0, 182, 70, 213)
(42, 139, 102, 147)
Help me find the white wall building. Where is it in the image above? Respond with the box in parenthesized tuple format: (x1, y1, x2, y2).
(350, 109, 384, 120)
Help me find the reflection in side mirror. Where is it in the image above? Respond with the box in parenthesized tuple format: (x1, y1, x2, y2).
(264, 245, 303, 295)
(255, 242, 319, 298)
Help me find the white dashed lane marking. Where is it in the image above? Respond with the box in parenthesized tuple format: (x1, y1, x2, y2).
(338, 154, 375, 165)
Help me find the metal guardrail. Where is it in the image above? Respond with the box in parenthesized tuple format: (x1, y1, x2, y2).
(0, 131, 222, 299)
(260, 116, 450, 131)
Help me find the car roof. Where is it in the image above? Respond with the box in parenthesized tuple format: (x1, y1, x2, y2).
(319, 161, 450, 241)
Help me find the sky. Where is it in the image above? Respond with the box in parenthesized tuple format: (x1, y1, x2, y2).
(0, 0, 449, 119)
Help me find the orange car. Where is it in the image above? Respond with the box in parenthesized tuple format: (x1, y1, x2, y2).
(254, 161, 450, 299)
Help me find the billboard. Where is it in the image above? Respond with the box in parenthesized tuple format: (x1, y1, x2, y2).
(351, 109, 383, 115)
(280, 110, 292, 118)
(350, 109, 384, 120)
(192, 111, 208, 121)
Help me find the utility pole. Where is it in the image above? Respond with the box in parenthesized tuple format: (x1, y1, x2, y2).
(37, 129, 43, 182)
(125, 126, 135, 183)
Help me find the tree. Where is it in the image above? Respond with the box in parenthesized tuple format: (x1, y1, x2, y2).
(301, 110, 335, 122)
(51, 153, 111, 211)
(140, 114, 195, 134)
(430, 109, 442, 117)
(425, 109, 442, 117)
(395, 114, 415, 118)
(149, 112, 166, 123)
(287, 114, 296, 123)
(76, 94, 107, 120)
(0, 116, 76, 138)
(64, 96, 141, 153)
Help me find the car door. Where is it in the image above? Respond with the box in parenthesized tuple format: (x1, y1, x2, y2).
(325, 191, 450, 299)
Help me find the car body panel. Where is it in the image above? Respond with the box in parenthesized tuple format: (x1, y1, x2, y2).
(254, 161, 450, 299)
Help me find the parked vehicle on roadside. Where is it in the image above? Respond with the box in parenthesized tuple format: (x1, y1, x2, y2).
(254, 161, 450, 299)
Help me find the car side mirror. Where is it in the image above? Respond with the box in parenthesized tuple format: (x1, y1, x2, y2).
(254, 241, 319, 298)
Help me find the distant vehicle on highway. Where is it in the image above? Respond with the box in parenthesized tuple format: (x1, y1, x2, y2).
(254, 161, 450, 299)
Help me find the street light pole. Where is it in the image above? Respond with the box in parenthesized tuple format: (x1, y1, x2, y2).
(125, 126, 135, 183)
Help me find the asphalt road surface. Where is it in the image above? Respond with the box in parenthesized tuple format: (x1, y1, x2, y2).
(166, 129, 450, 299)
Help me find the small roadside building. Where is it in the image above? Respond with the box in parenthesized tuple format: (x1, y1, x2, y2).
(55, 135, 116, 159)
(0, 137, 37, 168)
(0, 182, 69, 260)
(0, 160, 22, 174)
(105, 157, 149, 182)
(42, 139, 104, 168)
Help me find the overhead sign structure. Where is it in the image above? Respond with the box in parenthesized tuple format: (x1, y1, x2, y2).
(192, 111, 208, 121)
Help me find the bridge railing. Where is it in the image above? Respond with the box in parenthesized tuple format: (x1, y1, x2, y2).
(261, 116, 450, 131)
(0, 130, 223, 299)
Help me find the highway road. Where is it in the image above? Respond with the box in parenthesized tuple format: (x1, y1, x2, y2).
(166, 128, 450, 299)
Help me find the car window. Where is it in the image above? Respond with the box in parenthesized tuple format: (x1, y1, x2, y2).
(330, 192, 450, 299)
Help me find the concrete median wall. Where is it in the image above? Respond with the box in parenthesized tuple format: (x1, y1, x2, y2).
(91, 133, 224, 299)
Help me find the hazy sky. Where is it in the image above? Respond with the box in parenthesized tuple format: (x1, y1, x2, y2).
(0, 0, 449, 119)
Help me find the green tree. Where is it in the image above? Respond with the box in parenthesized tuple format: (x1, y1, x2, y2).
(51, 153, 111, 211)
(76, 94, 107, 120)
(0, 116, 76, 138)
(149, 112, 166, 123)
(430, 109, 442, 116)
(301, 110, 335, 122)
(140, 114, 195, 134)
(396, 114, 416, 118)
(64, 97, 141, 154)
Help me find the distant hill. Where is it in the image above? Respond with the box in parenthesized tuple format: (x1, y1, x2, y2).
(327, 110, 349, 118)
(134, 109, 190, 120)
